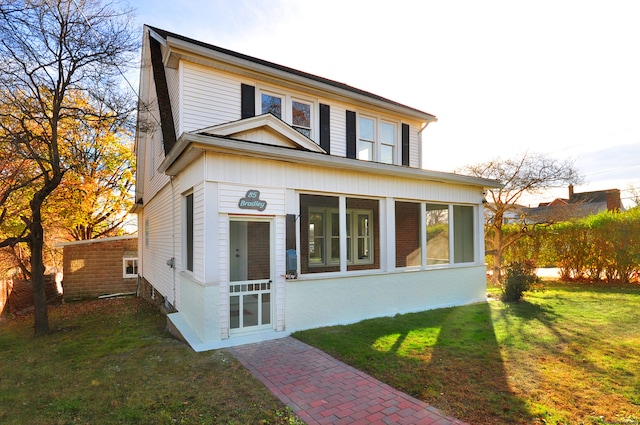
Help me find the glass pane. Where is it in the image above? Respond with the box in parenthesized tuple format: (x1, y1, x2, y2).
(357, 140, 373, 161)
(331, 237, 340, 262)
(454, 205, 475, 263)
(230, 295, 240, 329)
(243, 294, 259, 327)
(293, 127, 311, 138)
(309, 238, 324, 264)
(426, 205, 449, 265)
(292, 101, 310, 127)
(261, 293, 271, 325)
(309, 212, 324, 235)
(261, 94, 282, 118)
(380, 122, 395, 144)
(346, 237, 352, 262)
(331, 212, 339, 236)
(358, 214, 369, 237)
(247, 222, 270, 280)
(360, 117, 374, 140)
(358, 238, 370, 260)
(380, 144, 393, 164)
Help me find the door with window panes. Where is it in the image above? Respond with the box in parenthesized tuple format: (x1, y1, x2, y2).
(229, 219, 273, 332)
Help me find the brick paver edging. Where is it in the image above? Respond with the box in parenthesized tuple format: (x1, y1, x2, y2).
(227, 337, 468, 425)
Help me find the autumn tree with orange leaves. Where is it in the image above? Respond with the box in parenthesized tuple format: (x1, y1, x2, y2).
(0, 0, 137, 335)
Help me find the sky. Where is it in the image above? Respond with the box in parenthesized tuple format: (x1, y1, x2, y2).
(131, 0, 640, 207)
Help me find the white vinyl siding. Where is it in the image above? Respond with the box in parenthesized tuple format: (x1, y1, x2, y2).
(166, 66, 181, 136)
(206, 153, 481, 204)
(181, 62, 242, 131)
(140, 181, 180, 306)
(329, 103, 346, 157)
(409, 126, 420, 168)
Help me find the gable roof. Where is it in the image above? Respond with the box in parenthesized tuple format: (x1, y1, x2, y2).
(197, 114, 326, 154)
(146, 25, 437, 122)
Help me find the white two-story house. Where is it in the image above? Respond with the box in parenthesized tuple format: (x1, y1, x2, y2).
(135, 25, 500, 351)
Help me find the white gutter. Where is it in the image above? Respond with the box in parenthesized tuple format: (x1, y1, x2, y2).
(158, 132, 501, 189)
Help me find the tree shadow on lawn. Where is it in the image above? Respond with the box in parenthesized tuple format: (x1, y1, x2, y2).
(295, 302, 534, 425)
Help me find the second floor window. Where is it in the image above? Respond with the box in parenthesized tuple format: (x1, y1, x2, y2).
(358, 116, 396, 164)
(260, 91, 313, 139)
(261, 93, 282, 118)
(292, 100, 311, 137)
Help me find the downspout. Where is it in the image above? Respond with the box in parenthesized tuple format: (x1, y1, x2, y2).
(169, 175, 176, 311)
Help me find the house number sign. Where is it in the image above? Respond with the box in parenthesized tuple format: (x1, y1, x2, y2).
(238, 189, 267, 211)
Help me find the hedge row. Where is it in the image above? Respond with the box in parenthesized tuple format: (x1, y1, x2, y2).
(502, 207, 640, 283)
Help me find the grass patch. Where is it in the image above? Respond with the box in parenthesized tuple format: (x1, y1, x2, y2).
(293, 283, 640, 425)
(0, 298, 302, 425)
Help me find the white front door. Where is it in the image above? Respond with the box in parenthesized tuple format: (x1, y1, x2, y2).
(229, 219, 273, 333)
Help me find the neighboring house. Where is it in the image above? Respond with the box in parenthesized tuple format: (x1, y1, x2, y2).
(134, 26, 501, 351)
(526, 185, 622, 223)
(59, 235, 138, 299)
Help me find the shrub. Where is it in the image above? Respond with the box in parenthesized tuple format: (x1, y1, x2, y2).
(501, 260, 541, 302)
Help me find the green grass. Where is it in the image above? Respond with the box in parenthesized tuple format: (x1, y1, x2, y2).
(293, 283, 640, 425)
(0, 298, 302, 425)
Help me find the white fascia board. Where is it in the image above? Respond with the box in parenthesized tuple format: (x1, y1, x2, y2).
(199, 114, 326, 154)
(159, 133, 502, 190)
(163, 36, 436, 123)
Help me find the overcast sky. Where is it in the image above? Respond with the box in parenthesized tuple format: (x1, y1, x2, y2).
(131, 0, 640, 206)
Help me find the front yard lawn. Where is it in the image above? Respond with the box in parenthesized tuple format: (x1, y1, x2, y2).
(0, 298, 300, 425)
(293, 283, 640, 425)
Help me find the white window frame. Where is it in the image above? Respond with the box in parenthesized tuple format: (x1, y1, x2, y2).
(308, 207, 374, 267)
(257, 87, 317, 140)
(123, 257, 138, 278)
(357, 114, 399, 164)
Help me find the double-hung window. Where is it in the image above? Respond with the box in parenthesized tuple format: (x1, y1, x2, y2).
(358, 116, 397, 164)
(358, 117, 375, 161)
(292, 100, 311, 137)
(261, 93, 282, 118)
(379, 122, 396, 164)
(260, 91, 313, 138)
(308, 208, 374, 267)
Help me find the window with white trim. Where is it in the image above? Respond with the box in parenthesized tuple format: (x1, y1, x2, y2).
(308, 207, 374, 267)
(259, 89, 315, 139)
(123, 258, 138, 278)
(379, 121, 396, 164)
(358, 116, 397, 164)
(426, 204, 450, 265)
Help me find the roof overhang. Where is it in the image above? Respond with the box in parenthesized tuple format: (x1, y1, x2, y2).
(158, 132, 501, 189)
(148, 26, 436, 123)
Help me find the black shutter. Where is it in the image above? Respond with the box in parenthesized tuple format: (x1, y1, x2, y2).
(286, 214, 297, 251)
(241, 84, 255, 119)
(319, 103, 330, 153)
(346, 110, 356, 159)
(402, 123, 410, 166)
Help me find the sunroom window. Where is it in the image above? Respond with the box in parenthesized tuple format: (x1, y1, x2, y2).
(426, 204, 449, 265)
(308, 208, 373, 267)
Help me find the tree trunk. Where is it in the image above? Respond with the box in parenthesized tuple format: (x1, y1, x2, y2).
(30, 195, 49, 336)
(491, 227, 504, 283)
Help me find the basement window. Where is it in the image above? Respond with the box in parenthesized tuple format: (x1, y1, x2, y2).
(123, 258, 138, 278)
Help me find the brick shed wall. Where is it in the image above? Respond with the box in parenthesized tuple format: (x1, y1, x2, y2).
(63, 237, 138, 299)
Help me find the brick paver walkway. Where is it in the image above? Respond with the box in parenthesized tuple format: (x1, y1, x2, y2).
(227, 337, 468, 425)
